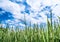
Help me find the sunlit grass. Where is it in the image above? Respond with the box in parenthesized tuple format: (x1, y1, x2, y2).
(0, 10, 60, 42)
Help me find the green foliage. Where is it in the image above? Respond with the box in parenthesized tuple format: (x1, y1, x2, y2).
(0, 19, 60, 42)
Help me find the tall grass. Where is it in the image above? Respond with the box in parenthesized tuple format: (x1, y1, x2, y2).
(0, 10, 60, 42)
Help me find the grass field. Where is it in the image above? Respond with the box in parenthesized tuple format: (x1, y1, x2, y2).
(0, 10, 60, 42)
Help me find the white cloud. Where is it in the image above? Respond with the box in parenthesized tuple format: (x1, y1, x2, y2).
(42, 0, 51, 6)
(0, 0, 60, 27)
(52, 5, 60, 17)
(26, 0, 42, 11)
(0, 0, 25, 17)
(51, 0, 60, 5)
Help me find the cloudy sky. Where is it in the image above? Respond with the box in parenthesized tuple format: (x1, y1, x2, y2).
(0, 0, 60, 28)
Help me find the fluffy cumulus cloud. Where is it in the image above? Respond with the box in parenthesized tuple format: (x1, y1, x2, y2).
(0, 0, 60, 28)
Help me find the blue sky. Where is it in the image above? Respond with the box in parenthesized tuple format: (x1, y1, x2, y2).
(0, 0, 60, 28)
